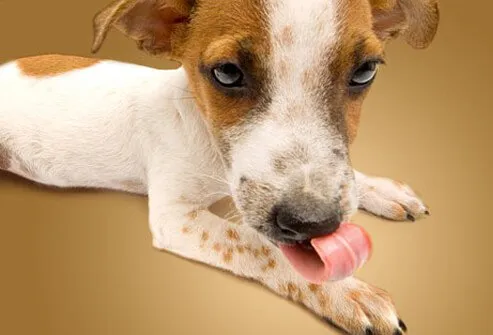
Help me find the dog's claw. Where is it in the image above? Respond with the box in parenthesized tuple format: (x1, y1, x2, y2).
(398, 319, 408, 332)
(393, 330, 403, 335)
(424, 210, 430, 216)
(365, 328, 374, 335)
(406, 214, 415, 222)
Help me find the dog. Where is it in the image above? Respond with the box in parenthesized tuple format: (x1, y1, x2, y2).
(0, 0, 438, 333)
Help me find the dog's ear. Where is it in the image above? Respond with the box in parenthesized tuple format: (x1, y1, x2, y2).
(91, 0, 194, 56)
(371, 0, 439, 49)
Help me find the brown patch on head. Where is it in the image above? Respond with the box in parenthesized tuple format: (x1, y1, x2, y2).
(17, 55, 99, 78)
(0, 143, 12, 170)
(226, 228, 240, 241)
(91, 0, 272, 161)
(179, 0, 272, 151)
(345, 93, 368, 143)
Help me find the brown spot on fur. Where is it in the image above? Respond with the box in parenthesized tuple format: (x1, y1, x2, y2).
(17, 55, 100, 78)
(222, 247, 234, 263)
(226, 228, 240, 241)
(0, 143, 11, 170)
(262, 258, 277, 272)
(201, 231, 209, 242)
(308, 284, 321, 293)
(213, 243, 222, 252)
(261, 246, 271, 257)
(279, 25, 294, 46)
(287, 283, 297, 295)
(236, 245, 245, 254)
(181, 226, 191, 234)
(278, 59, 289, 80)
(187, 209, 201, 220)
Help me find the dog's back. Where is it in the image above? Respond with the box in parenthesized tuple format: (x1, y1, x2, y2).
(0, 54, 172, 192)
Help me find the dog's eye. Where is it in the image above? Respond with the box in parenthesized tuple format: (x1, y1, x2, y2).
(212, 63, 244, 87)
(349, 61, 378, 88)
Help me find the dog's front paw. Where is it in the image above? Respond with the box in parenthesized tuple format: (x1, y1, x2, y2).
(356, 173, 429, 222)
(313, 278, 406, 335)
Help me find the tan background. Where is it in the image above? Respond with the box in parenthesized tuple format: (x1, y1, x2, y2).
(0, 0, 492, 334)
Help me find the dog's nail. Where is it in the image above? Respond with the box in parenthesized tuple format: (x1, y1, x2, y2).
(393, 330, 403, 335)
(424, 210, 430, 216)
(399, 319, 408, 332)
(407, 214, 415, 222)
(365, 328, 374, 335)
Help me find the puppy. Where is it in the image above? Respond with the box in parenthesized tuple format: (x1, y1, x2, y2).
(0, 0, 438, 333)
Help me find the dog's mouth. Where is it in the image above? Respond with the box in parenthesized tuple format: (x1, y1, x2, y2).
(276, 223, 372, 284)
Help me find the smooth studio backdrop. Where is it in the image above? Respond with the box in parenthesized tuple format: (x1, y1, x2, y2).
(0, 0, 492, 334)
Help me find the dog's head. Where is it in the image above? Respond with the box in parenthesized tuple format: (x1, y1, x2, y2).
(93, 0, 439, 246)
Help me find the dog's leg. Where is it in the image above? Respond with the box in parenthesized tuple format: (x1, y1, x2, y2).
(148, 175, 406, 335)
(354, 170, 429, 222)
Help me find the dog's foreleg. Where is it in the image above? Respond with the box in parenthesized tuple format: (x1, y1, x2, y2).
(148, 175, 405, 335)
(354, 170, 429, 222)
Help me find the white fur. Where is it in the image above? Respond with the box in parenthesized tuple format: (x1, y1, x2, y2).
(0, 2, 427, 333)
(0, 56, 422, 334)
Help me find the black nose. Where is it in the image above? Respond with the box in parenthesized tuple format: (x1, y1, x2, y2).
(272, 202, 342, 242)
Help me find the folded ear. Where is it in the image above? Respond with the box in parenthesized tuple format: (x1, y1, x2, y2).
(371, 0, 439, 49)
(91, 0, 194, 56)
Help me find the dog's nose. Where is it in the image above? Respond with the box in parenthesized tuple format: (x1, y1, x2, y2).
(272, 195, 342, 241)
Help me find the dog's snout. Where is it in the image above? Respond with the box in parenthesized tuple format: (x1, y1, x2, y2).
(271, 193, 342, 242)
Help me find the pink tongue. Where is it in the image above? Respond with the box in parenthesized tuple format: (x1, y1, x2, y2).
(279, 223, 372, 284)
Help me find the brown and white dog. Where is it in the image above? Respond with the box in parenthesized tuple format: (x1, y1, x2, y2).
(0, 0, 438, 333)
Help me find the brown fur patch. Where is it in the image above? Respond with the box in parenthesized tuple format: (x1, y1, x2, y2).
(17, 55, 99, 78)
(236, 245, 245, 254)
(308, 284, 321, 293)
(328, 1, 385, 143)
(261, 258, 277, 272)
(0, 144, 11, 170)
(226, 228, 240, 241)
(261, 246, 271, 257)
(180, 0, 271, 134)
(201, 231, 209, 242)
(222, 247, 234, 263)
(181, 226, 191, 234)
(213, 243, 222, 252)
(187, 209, 201, 220)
